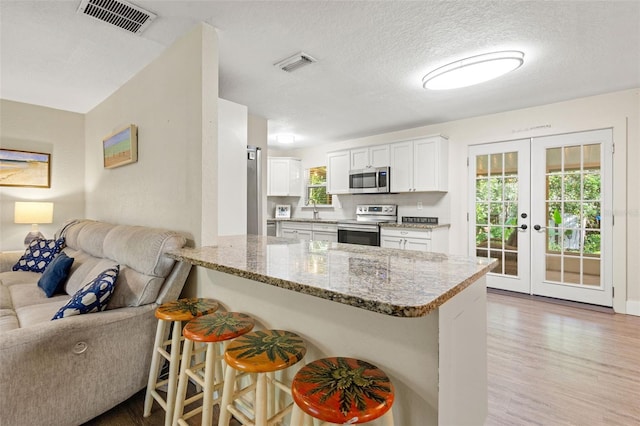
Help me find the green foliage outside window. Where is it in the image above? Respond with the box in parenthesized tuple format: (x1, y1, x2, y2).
(307, 166, 332, 205)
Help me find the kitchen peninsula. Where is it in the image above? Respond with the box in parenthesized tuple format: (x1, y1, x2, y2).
(169, 235, 495, 425)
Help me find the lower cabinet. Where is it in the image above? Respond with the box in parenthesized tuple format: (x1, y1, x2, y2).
(380, 227, 448, 253)
(312, 223, 338, 242)
(279, 222, 337, 242)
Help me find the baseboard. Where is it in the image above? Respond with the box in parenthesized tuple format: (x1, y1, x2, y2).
(626, 300, 640, 316)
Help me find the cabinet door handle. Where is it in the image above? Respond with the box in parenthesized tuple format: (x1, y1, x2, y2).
(400, 231, 408, 235)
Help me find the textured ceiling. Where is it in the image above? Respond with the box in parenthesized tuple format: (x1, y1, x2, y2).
(1, 1, 639, 148)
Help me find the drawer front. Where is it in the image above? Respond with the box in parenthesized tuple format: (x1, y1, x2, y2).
(281, 222, 313, 231)
(312, 223, 337, 232)
(381, 228, 431, 240)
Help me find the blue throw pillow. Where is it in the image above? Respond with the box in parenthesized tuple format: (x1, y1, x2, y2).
(12, 237, 66, 273)
(51, 265, 119, 320)
(37, 252, 74, 297)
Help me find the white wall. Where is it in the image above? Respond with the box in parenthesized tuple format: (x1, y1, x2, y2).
(284, 89, 639, 314)
(84, 23, 218, 247)
(218, 98, 247, 236)
(0, 100, 85, 250)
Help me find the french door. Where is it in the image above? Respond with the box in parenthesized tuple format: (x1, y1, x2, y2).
(469, 129, 613, 307)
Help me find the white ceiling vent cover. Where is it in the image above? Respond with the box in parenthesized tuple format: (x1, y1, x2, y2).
(274, 52, 317, 72)
(77, 0, 156, 35)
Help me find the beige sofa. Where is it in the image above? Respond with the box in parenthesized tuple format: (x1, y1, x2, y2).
(0, 219, 192, 426)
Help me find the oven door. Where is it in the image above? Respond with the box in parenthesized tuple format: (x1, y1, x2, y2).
(337, 223, 380, 246)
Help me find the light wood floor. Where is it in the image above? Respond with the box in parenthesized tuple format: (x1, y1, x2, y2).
(85, 292, 640, 425)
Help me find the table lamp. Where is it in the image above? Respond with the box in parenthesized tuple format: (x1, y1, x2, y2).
(14, 201, 54, 246)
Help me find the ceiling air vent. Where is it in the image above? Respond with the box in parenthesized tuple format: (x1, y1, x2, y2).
(77, 0, 156, 35)
(274, 52, 317, 72)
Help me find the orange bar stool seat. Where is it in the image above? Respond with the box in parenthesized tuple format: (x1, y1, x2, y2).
(143, 298, 220, 426)
(290, 357, 395, 425)
(217, 330, 307, 426)
(173, 312, 255, 426)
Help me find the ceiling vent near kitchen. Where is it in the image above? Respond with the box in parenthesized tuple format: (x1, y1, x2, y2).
(274, 52, 317, 72)
(77, 0, 156, 35)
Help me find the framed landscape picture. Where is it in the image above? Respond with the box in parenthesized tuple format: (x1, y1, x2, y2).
(103, 124, 138, 169)
(0, 148, 51, 188)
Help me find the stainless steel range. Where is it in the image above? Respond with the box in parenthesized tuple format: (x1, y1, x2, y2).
(337, 204, 397, 246)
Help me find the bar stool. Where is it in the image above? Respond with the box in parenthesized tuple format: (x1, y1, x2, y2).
(217, 329, 307, 426)
(143, 298, 220, 426)
(290, 357, 395, 426)
(173, 312, 255, 426)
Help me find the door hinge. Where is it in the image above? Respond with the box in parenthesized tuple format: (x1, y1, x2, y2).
(612, 215, 615, 226)
(467, 212, 469, 222)
(611, 143, 615, 154)
(467, 157, 469, 167)
(612, 287, 615, 297)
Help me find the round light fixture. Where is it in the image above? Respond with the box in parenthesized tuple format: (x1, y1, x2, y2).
(276, 134, 295, 144)
(422, 50, 524, 90)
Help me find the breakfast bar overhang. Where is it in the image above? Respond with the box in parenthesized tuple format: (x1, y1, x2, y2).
(169, 235, 496, 425)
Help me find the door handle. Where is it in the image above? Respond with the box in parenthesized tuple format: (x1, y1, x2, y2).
(533, 224, 546, 231)
(519, 224, 528, 230)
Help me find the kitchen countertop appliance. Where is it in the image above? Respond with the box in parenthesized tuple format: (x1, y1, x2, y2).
(337, 204, 397, 246)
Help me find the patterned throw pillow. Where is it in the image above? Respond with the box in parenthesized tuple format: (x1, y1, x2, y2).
(12, 237, 66, 273)
(51, 265, 120, 320)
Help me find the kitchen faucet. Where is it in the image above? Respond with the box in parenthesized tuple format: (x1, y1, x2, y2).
(308, 199, 319, 220)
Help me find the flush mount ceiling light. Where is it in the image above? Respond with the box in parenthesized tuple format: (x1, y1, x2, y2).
(276, 134, 295, 144)
(422, 50, 524, 90)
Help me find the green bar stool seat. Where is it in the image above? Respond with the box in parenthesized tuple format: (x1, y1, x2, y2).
(143, 298, 220, 426)
(290, 357, 395, 425)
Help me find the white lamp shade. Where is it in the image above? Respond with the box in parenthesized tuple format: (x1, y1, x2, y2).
(14, 202, 54, 224)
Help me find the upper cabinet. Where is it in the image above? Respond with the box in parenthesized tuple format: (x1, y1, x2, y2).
(350, 145, 389, 170)
(390, 136, 448, 192)
(327, 150, 350, 194)
(268, 157, 302, 196)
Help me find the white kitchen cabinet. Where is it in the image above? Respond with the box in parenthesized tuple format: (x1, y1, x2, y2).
(268, 157, 302, 196)
(350, 145, 389, 170)
(327, 150, 350, 194)
(390, 136, 448, 192)
(280, 222, 313, 241)
(312, 222, 338, 242)
(380, 227, 448, 253)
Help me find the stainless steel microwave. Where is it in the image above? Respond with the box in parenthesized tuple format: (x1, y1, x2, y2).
(348, 167, 390, 194)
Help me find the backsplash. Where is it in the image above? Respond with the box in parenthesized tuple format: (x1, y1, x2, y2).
(267, 192, 450, 223)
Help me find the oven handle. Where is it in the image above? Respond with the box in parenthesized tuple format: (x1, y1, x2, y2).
(337, 224, 379, 232)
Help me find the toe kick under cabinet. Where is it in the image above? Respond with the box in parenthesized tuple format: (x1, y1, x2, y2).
(380, 227, 449, 253)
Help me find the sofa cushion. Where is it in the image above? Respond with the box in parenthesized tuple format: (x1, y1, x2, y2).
(0, 286, 13, 310)
(14, 301, 66, 328)
(0, 310, 19, 333)
(12, 238, 65, 273)
(62, 252, 116, 297)
(52, 266, 119, 320)
(9, 283, 69, 310)
(0, 271, 41, 287)
(37, 252, 74, 297)
(103, 225, 185, 278)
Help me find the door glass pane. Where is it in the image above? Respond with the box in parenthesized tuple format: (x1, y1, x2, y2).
(476, 155, 489, 176)
(476, 204, 489, 224)
(543, 144, 602, 287)
(474, 150, 519, 278)
(490, 154, 504, 175)
(476, 178, 488, 201)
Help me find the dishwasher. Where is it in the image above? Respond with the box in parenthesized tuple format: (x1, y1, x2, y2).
(266, 220, 276, 236)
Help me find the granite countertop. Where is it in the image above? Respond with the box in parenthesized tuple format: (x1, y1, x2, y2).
(380, 223, 451, 229)
(168, 235, 496, 318)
